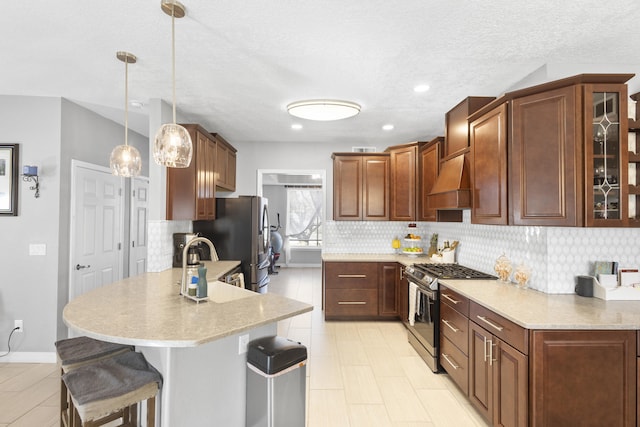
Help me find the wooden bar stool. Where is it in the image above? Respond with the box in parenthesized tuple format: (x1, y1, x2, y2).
(62, 350, 162, 427)
(55, 336, 133, 427)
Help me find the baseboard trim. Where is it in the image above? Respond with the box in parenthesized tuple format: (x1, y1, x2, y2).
(0, 351, 56, 363)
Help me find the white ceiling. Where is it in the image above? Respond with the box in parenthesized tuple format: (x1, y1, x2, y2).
(3, 1, 640, 146)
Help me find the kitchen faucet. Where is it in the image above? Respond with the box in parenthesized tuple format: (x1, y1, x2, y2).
(181, 236, 219, 296)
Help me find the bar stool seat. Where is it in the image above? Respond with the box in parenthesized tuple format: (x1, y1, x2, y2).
(63, 351, 162, 427)
(55, 336, 134, 427)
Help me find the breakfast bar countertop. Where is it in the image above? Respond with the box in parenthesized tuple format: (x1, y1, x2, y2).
(63, 261, 313, 347)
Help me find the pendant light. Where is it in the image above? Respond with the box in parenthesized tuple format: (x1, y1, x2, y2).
(110, 51, 142, 177)
(153, 0, 193, 168)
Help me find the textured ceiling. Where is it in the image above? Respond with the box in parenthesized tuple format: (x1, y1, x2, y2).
(2, 0, 640, 146)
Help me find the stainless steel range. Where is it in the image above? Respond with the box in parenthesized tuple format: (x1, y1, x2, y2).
(404, 263, 496, 372)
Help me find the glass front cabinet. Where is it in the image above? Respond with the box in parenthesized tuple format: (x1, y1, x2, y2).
(584, 83, 632, 227)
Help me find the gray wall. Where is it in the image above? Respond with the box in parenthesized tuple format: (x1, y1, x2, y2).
(0, 95, 147, 357)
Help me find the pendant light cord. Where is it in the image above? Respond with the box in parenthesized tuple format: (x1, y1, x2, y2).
(124, 58, 129, 146)
(171, 2, 177, 125)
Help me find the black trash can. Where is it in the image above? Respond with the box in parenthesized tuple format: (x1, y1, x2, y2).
(246, 336, 307, 427)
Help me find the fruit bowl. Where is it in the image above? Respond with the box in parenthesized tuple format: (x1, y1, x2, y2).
(402, 247, 424, 257)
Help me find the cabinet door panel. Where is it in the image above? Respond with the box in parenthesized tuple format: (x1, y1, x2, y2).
(469, 322, 492, 421)
(363, 156, 389, 220)
(471, 103, 508, 225)
(334, 157, 362, 219)
(531, 330, 636, 427)
(325, 289, 378, 317)
(390, 145, 416, 221)
(378, 263, 398, 317)
(510, 86, 581, 226)
(494, 339, 528, 427)
(418, 141, 440, 221)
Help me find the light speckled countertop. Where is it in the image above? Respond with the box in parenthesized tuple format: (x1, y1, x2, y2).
(322, 253, 640, 330)
(441, 279, 640, 330)
(63, 261, 313, 347)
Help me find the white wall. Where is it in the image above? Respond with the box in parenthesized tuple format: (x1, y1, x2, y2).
(0, 95, 148, 359)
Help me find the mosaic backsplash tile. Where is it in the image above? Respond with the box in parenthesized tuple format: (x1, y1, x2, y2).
(324, 211, 640, 294)
(147, 220, 192, 272)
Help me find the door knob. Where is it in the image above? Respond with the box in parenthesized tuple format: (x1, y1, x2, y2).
(75, 264, 91, 270)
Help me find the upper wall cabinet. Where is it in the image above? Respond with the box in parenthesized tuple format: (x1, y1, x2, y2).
(444, 96, 495, 160)
(387, 143, 418, 221)
(211, 133, 237, 192)
(418, 138, 442, 222)
(332, 153, 390, 221)
(470, 103, 508, 225)
(167, 124, 216, 220)
(469, 74, 634, 227)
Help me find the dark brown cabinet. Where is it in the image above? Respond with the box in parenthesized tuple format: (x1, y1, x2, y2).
(530, 330, 636, 427)
(212, 133, 237, 192)
(166, 124, 216, 220)
(445, 97, 496, 160)
(418, 139, 441, 222)
(510, 85, 581, 226)
(323, 261, 399, 319)
(468, 302, 528, 427)
(470, 103, 508, 225)
(332, 153, 390, 221)
(378, 262, 399, 317)
(439, 286, 470, 395)
(388, 143, 417, 221)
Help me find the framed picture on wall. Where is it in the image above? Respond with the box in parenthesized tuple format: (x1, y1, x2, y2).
(0, 144, 19, 216)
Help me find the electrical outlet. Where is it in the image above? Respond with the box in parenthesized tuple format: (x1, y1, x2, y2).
(14, 320, 23, 333)
(238, 334, 249, 355)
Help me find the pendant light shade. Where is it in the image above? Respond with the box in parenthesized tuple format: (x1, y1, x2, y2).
(110, 51, 142, 177)
(153, 0, 192, 168)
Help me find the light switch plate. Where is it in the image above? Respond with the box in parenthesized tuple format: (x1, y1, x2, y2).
(238, 334, 249, 355)
(29, 243, 46, 256)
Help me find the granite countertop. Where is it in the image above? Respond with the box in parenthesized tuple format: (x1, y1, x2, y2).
(63, 261, 313, 347)
(441, 279, 640, 330)
(322, 253, 420, 266)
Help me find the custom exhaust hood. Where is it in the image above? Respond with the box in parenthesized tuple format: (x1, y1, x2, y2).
(426, 154, 471, 210)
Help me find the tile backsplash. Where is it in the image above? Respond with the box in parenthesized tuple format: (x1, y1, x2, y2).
(147, 220, 192, 272)
(324, 211, 640, 294)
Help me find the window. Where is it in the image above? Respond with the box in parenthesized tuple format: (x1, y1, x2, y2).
(286, 186, 323, 247)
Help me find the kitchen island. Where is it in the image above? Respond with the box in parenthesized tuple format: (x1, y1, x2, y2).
(63, 261, 313, 426)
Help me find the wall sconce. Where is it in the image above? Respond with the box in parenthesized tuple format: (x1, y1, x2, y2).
(22, 165, 39, 198)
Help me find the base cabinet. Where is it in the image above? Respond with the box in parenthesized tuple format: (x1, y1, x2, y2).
(530, 330, 636, 427)
(323, 261, 399, 320)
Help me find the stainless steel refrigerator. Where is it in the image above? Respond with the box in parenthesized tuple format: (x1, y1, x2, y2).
(193, 196, 271, 293)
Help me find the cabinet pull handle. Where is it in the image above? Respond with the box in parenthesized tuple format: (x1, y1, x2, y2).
(476, 315, 504, 332)
(442, 319, 460, 333)
(338, 274, 367, 278)
(441, 294, 460, 305)
(483, 336, 488, 362)
(441, 353, 459, 370)
(338, 301, 366, 305)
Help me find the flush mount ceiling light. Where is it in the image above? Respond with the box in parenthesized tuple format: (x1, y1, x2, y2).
(153, 0, 193, 168)
(110, 51, 142, 177)
(413, 84, 430, 93)
(287, 100, 361, 121)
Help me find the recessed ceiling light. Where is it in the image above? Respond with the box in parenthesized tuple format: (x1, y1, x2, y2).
(287, 99, 361, 121)
(291, 124, 303, 130)
(414, 84, 430, 93)
(382, 124, 394, 131)
(129, 100, 144, 108)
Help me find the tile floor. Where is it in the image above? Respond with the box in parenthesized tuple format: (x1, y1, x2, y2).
(0, 267, 490, 426)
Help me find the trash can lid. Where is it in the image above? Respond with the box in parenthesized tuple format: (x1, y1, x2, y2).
(247, 336, 307, 375)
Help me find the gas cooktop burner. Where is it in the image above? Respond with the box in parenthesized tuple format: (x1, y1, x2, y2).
(413, 263, 497, 280)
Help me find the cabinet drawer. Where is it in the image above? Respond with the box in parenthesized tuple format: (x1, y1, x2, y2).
(440, 285, 470, 316)
(325, 289, 378, 317)
(470, 302, 528, 355)
(325, 262, 378, 289)
(440, 302, 469, 355)
(440, 335, 469, 395)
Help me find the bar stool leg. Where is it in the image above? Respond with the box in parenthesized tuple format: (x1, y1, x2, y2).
(147, 396, 156, 427)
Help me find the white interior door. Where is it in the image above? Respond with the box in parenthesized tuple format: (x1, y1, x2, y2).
(70, 161, 123, 300)
(129, 176, 149, 277)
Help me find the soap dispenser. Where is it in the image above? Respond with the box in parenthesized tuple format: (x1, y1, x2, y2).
(197, 264, 208, 298)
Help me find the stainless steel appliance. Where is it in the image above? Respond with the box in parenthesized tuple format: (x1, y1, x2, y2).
(404, 263, 496, 372)
(193, 196, 271, 293)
